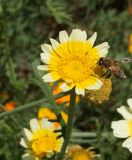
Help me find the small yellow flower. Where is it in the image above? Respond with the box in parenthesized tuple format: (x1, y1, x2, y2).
(67, 145, 96, 160)
(20, 118, 64, 159)
(111, 98, 132, 152)
(37, 29, 110, 95)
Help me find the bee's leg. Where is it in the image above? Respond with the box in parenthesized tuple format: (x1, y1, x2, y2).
(106, 70, 112, 78)
(101, 70, 111, 78)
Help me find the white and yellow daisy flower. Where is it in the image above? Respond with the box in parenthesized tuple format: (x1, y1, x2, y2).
(37, 29, 110, 96)
(20, 118, 64, 160)
(111, 98, 132, 152)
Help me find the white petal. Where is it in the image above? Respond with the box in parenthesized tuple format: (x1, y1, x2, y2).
(37, 65, 48, 71)
(127, 98, 132, 110)
(98, 49, 109, 57)
(117, 106, 132, 120)
(41, 43, 52, 53)
(50, 38, 60, 50)
(69, 29, 87, 41)
(86, 79, 102, 90)
(20, 138, 28, 148)
(87, 32, 97, 46)
(41, 118, 54, 130)
(59, 31, 69, 43)
(22, 153, 38, 160)
(23, 128, 33, 141)
(95, 42, 110, 50)
(95, 42, 110, 57)
(81, 31, 87, 41)
(60, 82, 74, 92)
(75, 88, 85, 96)
(60, 83, 69, 92)
(122, 137, 132, 152)
(30, 118, 40, 133)
(111, 120, 129, 138)
(42, 72, 60, 82)
(46, 152, 54, 158)
(40, 53, 51, 64)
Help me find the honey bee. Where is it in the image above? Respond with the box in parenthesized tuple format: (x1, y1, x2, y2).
(98, 57, 132, 78)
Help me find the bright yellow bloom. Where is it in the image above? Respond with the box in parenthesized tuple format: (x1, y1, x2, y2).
(20, 118, 64, 160)
(37, 29, 110, 95)
(67, 145, 96, 160)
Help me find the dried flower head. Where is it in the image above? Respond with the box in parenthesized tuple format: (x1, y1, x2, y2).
(67, 145, 96, 160)
(84, 77, 112, 104)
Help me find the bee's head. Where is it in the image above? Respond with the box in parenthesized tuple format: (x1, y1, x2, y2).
(98, 57, 104, 66)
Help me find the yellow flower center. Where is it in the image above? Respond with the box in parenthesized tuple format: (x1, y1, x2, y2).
(128, 120, 132, 136)
(31, 129, 61, 157)
(55, 41, 99, 83)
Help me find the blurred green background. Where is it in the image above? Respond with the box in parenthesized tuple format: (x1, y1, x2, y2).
(0, 0, 132, 159)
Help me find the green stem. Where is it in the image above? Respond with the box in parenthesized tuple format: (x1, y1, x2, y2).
(0, 93, 68, 119)
(59, 87, 76, 159)
(72, 131, 96, 138)
(0, 98, 47, 119)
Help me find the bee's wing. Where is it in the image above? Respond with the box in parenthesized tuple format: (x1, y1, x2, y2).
(115, 58, 132, 63)
(119, 69, 126, 78)
(112, 64, 126, 78)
